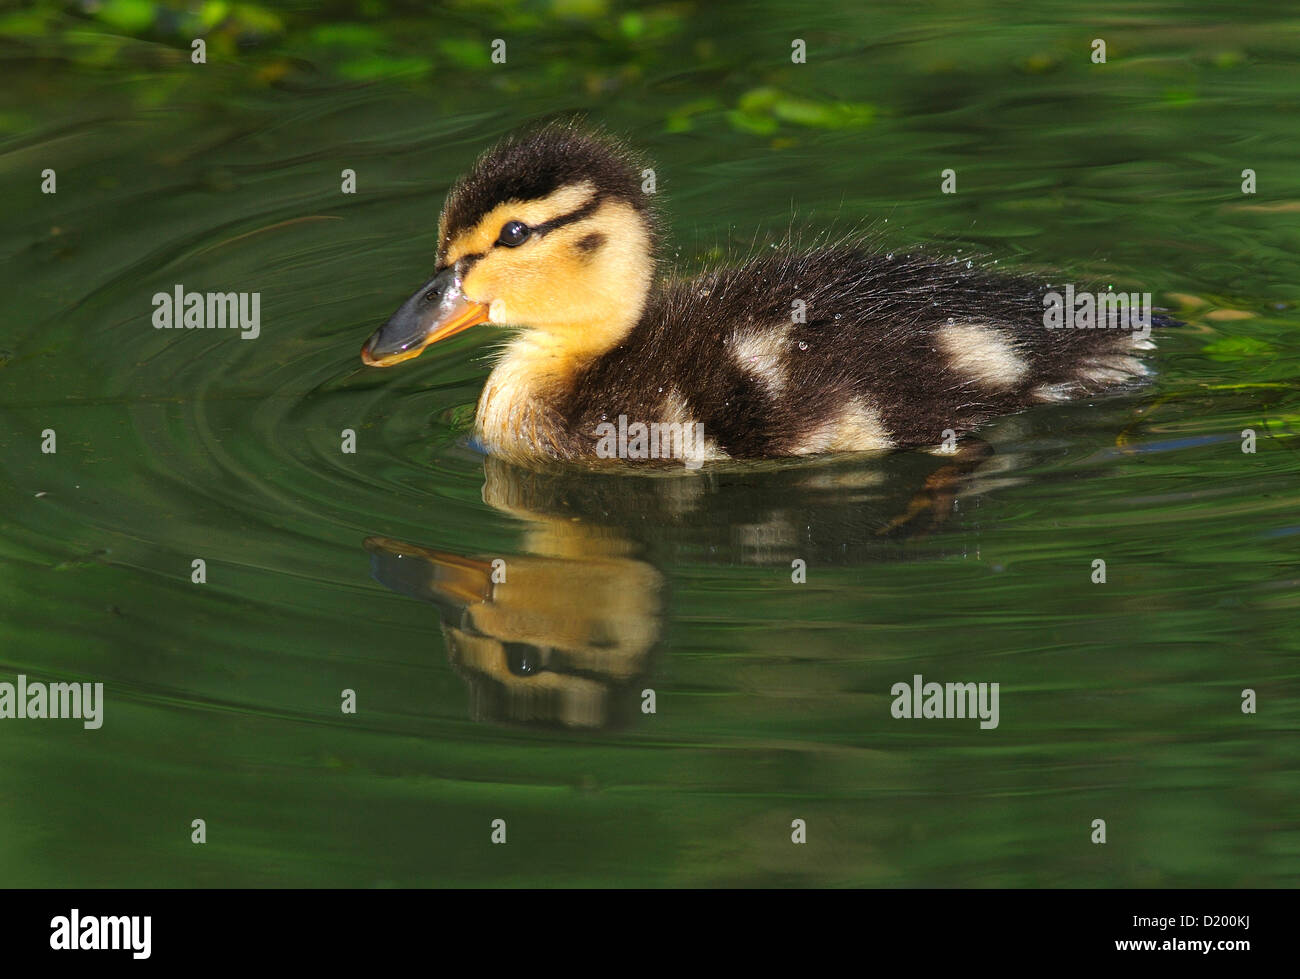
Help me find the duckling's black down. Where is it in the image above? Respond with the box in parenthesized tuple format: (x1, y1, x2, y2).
(553, 247, 1162, 458)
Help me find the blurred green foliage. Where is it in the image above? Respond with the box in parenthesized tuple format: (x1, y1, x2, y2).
(0, 0, 880, 136)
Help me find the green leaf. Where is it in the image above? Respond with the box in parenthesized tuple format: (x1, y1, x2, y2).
(336, 56, 433, 81)
(308, 23, 387, 48)
(437, 37, 492, 69)
(96, 0, 155, 33)
(1200, 336, 1274, 361)
(727, 109, 778, 136)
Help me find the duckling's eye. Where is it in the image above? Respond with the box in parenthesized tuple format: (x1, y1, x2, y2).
(496, 220, 531, 248)
(503, 642, 543, 676)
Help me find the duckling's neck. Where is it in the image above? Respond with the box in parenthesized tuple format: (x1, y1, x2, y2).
(474, 206, 656, 461)
(475, 327, 618, 462)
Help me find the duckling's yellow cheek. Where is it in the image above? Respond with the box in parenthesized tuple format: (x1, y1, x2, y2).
(461, 265, 502, 305)
(465, 254, 564, 325)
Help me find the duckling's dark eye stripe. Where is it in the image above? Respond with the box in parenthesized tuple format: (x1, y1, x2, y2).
(525, 196, 602, 239)
(447, 196, 602, 270)
(454, 251, 487, 274)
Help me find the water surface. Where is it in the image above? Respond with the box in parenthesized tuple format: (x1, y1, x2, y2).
(1, 1, 1297, 886)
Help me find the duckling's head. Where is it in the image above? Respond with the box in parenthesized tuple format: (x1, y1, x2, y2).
(362, 123, 656, 368)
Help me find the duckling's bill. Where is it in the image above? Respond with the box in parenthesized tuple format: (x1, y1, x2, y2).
(361, 265, 490, 367)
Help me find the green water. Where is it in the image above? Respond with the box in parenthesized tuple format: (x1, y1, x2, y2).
(2, 1, 1298, 887)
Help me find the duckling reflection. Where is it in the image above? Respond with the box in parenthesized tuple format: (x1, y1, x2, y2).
(365, 435, 1010, 730)
(365, 510, 662, 730)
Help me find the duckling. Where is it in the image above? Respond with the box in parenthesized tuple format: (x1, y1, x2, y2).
(361, 122, 1161, 465)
